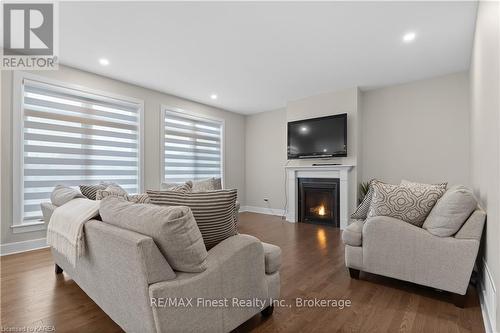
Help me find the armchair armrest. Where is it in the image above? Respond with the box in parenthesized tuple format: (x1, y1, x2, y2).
(455, 209, 486, 240)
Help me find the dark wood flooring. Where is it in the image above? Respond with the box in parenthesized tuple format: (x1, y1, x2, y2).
(1, 212, 485, 332)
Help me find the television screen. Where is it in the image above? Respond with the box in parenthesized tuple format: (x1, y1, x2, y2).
(287, 113, 347, 159)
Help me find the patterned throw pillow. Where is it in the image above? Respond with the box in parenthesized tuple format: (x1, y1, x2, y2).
(147, 189, 238, 249)
(400, 179, 448, 188)
(351, 181, 374, 220)
(96, 187, 150, 204)
(192, 178, 222, 192)
(367, 180, 446, 227)
(79, 184, 107, 200)
(165, 181, 193, 193)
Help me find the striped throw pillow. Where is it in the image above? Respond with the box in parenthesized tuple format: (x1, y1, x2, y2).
(79, 184, 106, 200)
(351, 182, 374, 220)
(147, 189, 238, 249)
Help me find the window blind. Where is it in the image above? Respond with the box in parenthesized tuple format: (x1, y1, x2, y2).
(21, 79, 142, 222)
(163, 110, 223, 184)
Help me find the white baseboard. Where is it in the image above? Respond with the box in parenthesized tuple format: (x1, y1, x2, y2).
(240, 205, 285, 217)
(0, 238, 48, 256)
(479, 258, 497, 333)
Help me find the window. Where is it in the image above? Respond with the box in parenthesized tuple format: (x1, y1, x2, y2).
(13, 73, 143, 230)
(161, 107, 223, 185)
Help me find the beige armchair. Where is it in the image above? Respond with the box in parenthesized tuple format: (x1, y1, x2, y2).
(343, 209, 485, 307)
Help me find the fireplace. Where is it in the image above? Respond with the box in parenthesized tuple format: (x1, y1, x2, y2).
(298, 178, 340, 227)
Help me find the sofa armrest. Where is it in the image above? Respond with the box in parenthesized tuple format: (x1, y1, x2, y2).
(342, 220, 364, 246)
(149, 234, 269, 332)
(40, 202, 57, 224)
(51, 220, 176, 333)
(363, 216, 480, 294)
(455, 209, 486, 240)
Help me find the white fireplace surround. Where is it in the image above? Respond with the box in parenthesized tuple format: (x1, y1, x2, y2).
(285, 165, 354, 229)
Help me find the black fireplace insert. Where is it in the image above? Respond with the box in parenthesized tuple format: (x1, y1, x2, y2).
(298, 178, 340, 227)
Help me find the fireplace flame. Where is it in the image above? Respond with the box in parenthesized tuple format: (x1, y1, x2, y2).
(310, 205, 327, 217)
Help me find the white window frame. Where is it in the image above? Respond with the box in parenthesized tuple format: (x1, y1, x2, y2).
(12, 71, 144, 233)
(160, 105, 225, 188)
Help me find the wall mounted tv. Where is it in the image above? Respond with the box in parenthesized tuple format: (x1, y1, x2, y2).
(287, 113, 347, 159)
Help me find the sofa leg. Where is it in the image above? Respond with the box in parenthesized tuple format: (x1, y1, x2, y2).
(452, 292, 467, 308)
(55, 264, 63, 274)
(348, 268, 360, 279)
(261, 305, 274, 317)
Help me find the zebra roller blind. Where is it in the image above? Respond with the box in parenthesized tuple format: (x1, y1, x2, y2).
(21, 79, 142, 222)
(162, 109, 223, 184)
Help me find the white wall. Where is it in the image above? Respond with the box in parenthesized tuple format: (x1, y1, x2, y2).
(470, 1, 500, 331)
(361, 71, 470, 186)
(244, 108, 287, 212)
(1, 66, 246, 245)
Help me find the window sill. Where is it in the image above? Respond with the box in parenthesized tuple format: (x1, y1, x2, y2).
(11, 221, 46, 234)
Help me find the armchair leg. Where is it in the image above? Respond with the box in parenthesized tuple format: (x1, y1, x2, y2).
(348, 268, 360, 279)
(261, 305, 274, 317)
(55, 264, 63, 274)
(452, 292, 467, 308)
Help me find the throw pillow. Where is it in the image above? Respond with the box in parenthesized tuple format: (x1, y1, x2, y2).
(163, 181, 193, 193)
(146, 189, 238, 249)
(50, 185, 84, 206)
(99, 197, 208, 273)
(401, 179, 448, 189)
(367, 180, 446, 227)
(96, 188, 150, 204)
(192, 177, 222, 192)
(351, 181, 374, 220)
(95, 185, 128, 199)
(80, 184, 106, 200)
(423, 185, 477, 237)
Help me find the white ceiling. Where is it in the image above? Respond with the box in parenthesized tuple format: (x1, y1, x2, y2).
(59, 2, 477, 114)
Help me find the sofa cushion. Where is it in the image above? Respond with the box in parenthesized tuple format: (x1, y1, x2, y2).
(423, 186, 477, 237)
(262, 242, 281, 274)
(147, 189, 238, 249)
(50, 185, 84, 206)
(342, 220, 364, 246)
(99, 197, 208, 273)
(368, 180, 446, 227)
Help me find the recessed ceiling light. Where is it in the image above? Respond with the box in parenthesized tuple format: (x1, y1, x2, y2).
(210, 94, 218, 100)
(402, 32, 416, 43)
(99, 58, 110, 66)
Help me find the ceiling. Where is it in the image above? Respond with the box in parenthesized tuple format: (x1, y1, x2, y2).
(59, 2, 477, 114)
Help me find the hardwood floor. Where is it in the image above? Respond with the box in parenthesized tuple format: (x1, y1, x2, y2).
(1, 212, 485, 332)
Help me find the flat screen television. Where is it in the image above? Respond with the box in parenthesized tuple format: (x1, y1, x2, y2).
(287, 113, 347, 159)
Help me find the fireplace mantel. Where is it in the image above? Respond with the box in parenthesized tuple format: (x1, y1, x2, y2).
(285, 164, 354, 229)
